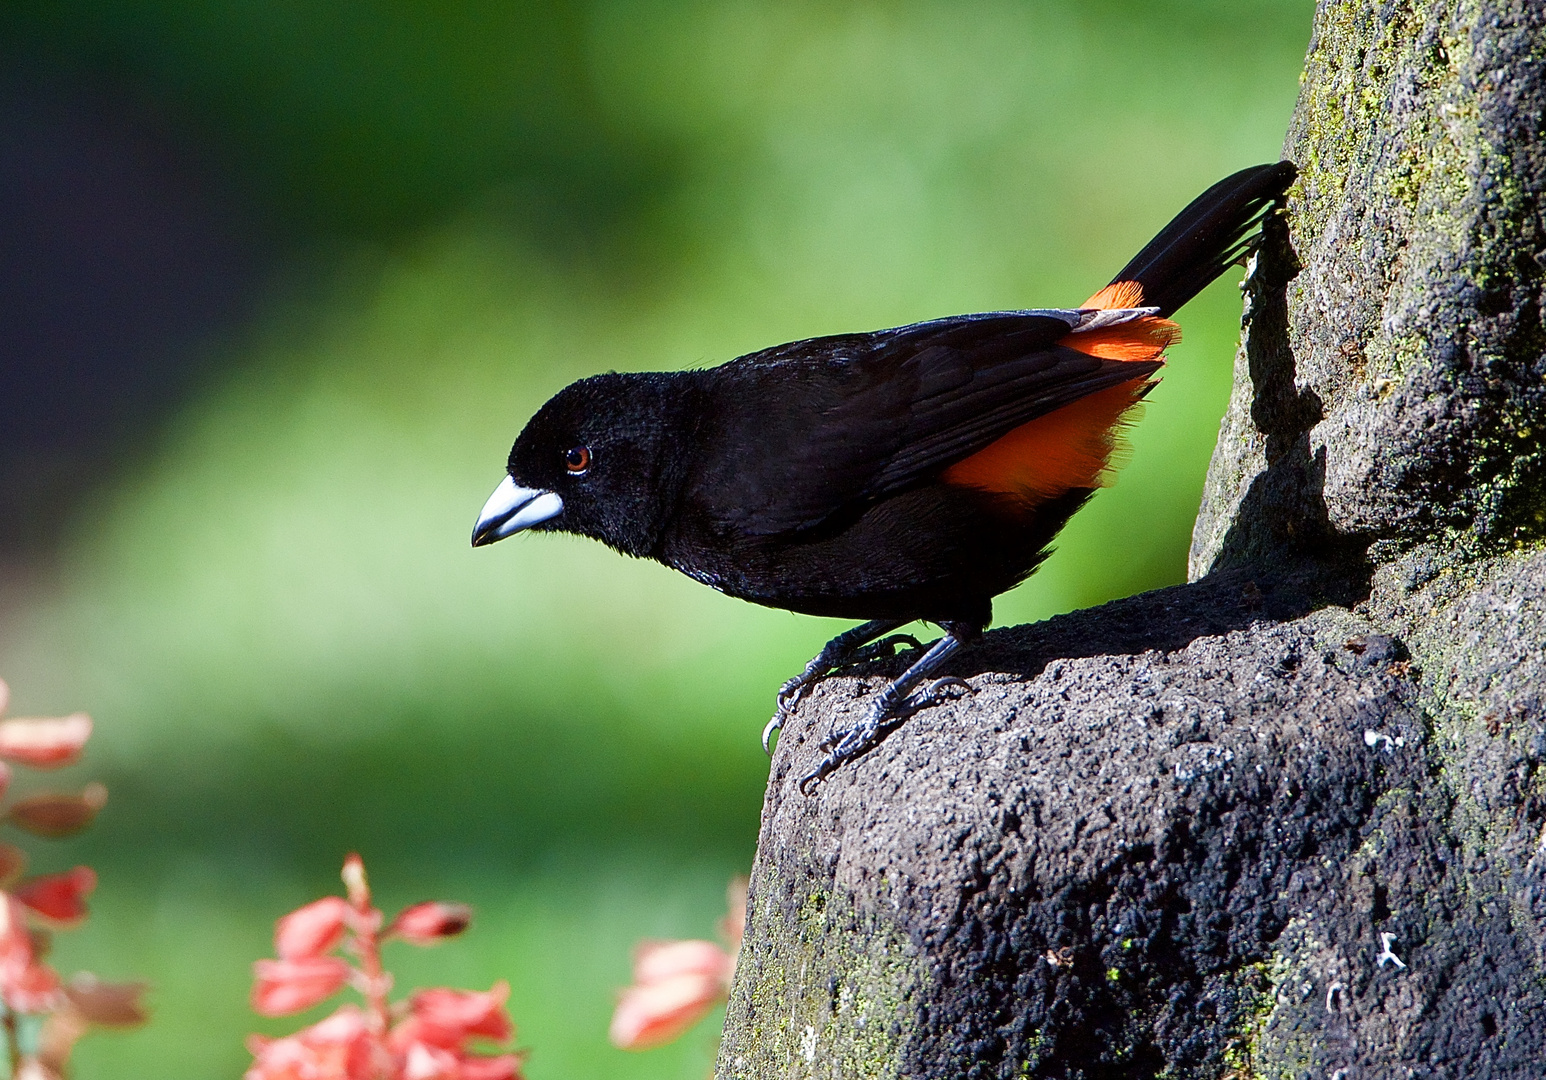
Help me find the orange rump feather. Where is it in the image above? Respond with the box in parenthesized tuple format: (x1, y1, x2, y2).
(1063, 280, 1181, 362)
(941, 378, 1153, 503)
(1081, 281, 1146, 310)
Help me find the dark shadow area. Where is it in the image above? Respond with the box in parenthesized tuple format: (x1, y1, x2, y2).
(0, 62, 278, 554)
(844, 563, 1353, 693)
(0, 3, 684, 244)
(1208, 209, 1368, 586)
(0, 3, 688, 559)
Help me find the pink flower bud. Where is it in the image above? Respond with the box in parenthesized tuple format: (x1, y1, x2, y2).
(251, 957, 352, 1017)
(13, 867, 97, 925)
(608, 972, 725, 1050)
(3, 958, 62, 1015)
(387, 902, 472, 946)
(632, 939, 734, 986)
(0, 715, 92, 769)
(341, 854, 369, 908)
(275, 896, 351, 960)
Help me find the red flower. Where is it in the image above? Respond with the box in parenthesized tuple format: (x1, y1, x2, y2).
(13, 867, 97, 925)
(453, 1055, 524, 1080)
(249, 857, 525, 1080)
(395, 983, 514, 1050)
(609, 971, 726, 1050)
(251, 957, 353, 1017)
(0, 715, 93, 769)
(276, 897, 351, 961)
(608, 876, 747, 1051)
(0, 895, 61, 1014)
(632, 939, 734, 985)
(387, 902, 472, 946)
(397, 1043, 524, 1080)
(245, 1005, 379, 1080)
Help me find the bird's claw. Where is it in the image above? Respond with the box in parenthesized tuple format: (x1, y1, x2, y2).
(761, 713, 784, 756)
(799, 707, 885, 795)
(916, 676, 970, 703)
(765, 680, 812, 755)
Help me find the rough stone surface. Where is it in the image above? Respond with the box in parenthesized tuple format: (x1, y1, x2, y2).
(721, 559, 1546, 1079)
(1192, 0, 1546, 575)
(719, 1, 1546, 1077)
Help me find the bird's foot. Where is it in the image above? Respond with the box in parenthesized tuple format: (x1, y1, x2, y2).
(797, 675, 972, 795)
(764, 619, 912, 755)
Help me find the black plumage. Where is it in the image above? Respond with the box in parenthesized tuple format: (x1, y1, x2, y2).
(474, 161, 1295, 787)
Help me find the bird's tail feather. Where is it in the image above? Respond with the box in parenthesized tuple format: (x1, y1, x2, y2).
(1097, 161, 1296, 318)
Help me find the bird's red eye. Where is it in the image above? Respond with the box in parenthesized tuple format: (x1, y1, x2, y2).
(564, 446, 591, 474)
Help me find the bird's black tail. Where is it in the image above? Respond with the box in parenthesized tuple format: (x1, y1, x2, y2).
(1109, 161, 1296, 317)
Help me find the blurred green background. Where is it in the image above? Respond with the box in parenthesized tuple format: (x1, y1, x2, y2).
(0, 1, 1311, 1075)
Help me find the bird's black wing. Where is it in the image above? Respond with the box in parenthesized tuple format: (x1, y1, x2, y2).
(698, 311, 1159, 536)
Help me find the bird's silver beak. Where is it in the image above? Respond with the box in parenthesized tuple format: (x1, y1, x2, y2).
(471, 476, 564, 547)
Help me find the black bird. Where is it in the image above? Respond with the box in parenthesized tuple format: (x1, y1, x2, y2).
(473, 162, 1295, 790)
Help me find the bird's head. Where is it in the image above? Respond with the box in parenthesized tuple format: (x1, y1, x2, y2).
(471, 371, 688, 557)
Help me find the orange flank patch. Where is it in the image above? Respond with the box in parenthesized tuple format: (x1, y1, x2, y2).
(1064, 279, 1181, 361)
(941, 378, 1153, 504)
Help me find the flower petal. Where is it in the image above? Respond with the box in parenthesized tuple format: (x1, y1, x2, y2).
(4, 959, 63, 1015)
(245, 1012, 378, 1080)
(404, 982, 514, 1048)
(457, 1053, 526, 1080)
(298, 1004, 372, 1047)
(7, 785, 108, 839)
(403, 1041, 461, 1080)
(632, 939, 733, 986)
(275, 896, 351, 961)
(251, 957, 351, 1017)
(0, 715, 92, 768)
(608, 972, 724, 1050)
(14, 867, 97, 925)
(719, 876, 749, 951)
(15, 1058, 63, 1080)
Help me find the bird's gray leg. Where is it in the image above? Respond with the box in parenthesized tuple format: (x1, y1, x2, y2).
(764, 618, 913, 754)
(798, 621, 981, 793)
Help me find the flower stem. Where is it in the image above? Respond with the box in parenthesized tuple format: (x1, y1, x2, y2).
(343, 855, 392, 1037)
(3, 1005, 18, 1076)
